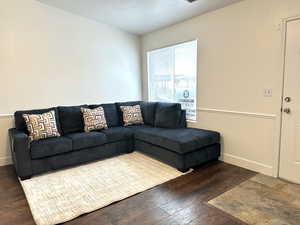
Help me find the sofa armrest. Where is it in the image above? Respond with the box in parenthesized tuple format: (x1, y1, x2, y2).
(8, 128, 32, 179)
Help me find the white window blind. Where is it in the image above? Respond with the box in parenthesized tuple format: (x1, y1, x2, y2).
(147, 40, 197, 120)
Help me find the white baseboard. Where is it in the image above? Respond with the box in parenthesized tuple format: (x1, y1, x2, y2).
(0, 156, 12, 166)
(221, 153, 273, 176)
(0, 153, 274, 175)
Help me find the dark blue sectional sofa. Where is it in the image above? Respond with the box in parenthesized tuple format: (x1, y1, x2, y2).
(9, 101, 220, 180)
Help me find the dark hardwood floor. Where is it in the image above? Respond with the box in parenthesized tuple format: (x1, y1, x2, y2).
(0, 161, 256, 225)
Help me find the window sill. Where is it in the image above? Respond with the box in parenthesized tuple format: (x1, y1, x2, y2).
(187, 120, 197, 123)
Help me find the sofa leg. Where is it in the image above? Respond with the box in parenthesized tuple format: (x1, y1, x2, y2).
(20, 175, 32, 181)
(177, 168, 189, 173)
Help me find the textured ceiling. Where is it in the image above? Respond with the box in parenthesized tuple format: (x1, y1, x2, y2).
(38, 0, 244, 34)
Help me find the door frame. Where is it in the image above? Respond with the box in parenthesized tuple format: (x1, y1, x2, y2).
(275, 15, 300, 178)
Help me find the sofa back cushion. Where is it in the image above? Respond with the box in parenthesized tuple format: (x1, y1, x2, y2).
(116, 101, 142, 126)
(154, 103, 182, 128)
(57, 105, 88, 134)
(14, 107, 62, 134)
(89, 103, 120, 127)
(140, 101, 157, 126)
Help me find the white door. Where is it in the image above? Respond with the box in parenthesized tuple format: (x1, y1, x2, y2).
(279, 19, 300, 184)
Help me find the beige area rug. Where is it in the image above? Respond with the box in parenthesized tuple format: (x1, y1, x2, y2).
(20, 152, 187, 225)
(208, 174, 300, 225)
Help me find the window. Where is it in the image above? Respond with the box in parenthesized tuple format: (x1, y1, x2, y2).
(147, 40, 197, 120)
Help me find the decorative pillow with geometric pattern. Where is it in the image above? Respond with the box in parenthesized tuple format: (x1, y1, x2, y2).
(23, 110, 61, 142)
(81, 107, 108, 132)
(120, 105, 144, 126)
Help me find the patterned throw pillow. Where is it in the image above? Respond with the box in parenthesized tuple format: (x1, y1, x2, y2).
(23, 110, 61, 142)
(120, 105, 144, 126)
(81, 107, 108, 132)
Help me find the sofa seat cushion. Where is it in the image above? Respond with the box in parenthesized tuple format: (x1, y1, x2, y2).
(135, 127, 220, 154)
(66, 132, 107, 151)
(125, 125, 153, 131)
(30, 137, 73, 159)
(100, 127, 133, 143)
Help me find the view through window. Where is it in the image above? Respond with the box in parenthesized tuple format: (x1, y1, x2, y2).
(147, 40, 197, 120)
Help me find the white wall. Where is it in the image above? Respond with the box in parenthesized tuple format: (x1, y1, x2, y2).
(0, 0, 142, 165)
(141, 0, 300, 176)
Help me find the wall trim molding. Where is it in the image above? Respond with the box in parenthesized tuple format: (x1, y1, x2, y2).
(0, 114, 13, 118)
(0, 156, 12, 166)
(1, 109, 277, 119)
(221, 153, 274, 176)
(197, 107, 276, 119)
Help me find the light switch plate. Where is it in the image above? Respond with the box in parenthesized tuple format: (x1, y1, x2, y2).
(264, 88, 272, 97)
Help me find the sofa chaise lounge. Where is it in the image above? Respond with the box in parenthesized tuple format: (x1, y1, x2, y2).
(9, 101, 220, 180)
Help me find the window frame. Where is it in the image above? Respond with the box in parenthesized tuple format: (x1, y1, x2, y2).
(146, 39, 198, 121)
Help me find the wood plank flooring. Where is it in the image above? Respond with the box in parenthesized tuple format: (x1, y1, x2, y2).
(0, 161, 256, 225)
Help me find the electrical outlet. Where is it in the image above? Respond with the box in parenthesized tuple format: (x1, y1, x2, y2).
(264, 88, 272, 97)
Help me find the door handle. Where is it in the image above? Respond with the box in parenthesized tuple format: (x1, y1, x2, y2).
(284, 97, 291, 102)
(283, 108, 291, 114)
